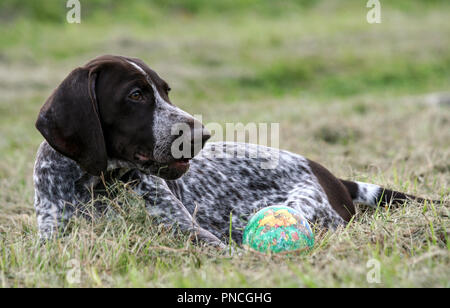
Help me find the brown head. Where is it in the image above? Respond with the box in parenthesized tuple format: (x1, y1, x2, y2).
(36, 55, 210, 180)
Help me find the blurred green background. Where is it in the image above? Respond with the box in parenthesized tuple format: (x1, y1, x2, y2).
(1, 0, 449, 101)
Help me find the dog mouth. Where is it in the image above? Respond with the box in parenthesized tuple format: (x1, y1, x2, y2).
(168, 158, 190, 169)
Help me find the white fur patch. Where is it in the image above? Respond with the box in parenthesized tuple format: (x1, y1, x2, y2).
(354, 181, 381, 207)
(151, 87, 196, 162)
(126, 59, 148, 77)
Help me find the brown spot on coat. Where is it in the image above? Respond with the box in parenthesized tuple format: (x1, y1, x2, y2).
(308, 160, 355, 222)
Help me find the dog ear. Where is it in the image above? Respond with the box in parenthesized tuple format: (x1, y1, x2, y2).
(36, 67, 107, 176)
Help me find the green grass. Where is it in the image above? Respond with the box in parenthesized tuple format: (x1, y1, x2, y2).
(0, 0, 449, 287)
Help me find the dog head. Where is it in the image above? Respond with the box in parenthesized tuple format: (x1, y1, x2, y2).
(36, 55, 210, 180)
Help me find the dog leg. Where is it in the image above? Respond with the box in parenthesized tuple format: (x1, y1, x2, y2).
(133, 173, 227, 249)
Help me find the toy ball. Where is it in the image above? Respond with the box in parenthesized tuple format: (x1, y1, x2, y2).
(243, 205, 314, 253)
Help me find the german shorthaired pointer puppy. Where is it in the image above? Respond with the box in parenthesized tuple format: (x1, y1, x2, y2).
(34, 55, 430, 247)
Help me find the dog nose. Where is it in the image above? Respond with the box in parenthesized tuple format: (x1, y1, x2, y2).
(173, 121, 211, 160)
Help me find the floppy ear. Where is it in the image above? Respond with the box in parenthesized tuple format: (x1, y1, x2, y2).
(36, 67, 107, 176)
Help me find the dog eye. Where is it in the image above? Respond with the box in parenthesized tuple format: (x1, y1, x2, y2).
(129, 90, 143, 101)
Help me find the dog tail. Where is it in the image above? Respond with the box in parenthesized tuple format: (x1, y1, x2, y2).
(339, 179, 438, 207)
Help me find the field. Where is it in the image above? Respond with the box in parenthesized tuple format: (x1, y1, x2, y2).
(0, 0, 449, 287)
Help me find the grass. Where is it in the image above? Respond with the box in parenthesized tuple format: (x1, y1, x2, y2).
(0, 0, 449, 287)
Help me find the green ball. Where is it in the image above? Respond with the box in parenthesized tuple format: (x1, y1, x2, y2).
(243, 205, 314, 253)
